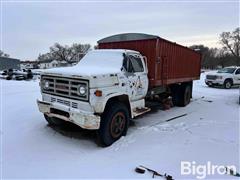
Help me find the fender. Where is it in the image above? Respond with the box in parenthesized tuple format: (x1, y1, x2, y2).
(93, 92, 130, 114)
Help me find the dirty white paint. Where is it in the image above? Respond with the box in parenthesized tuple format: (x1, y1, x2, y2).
(37, 49, 149, 129)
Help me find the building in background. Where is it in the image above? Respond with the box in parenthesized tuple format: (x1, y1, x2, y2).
(38, 59, 58, 69)
(0, 57, 20, 70)
(20, 60, 38, 70)
(38, 59, 78, 69)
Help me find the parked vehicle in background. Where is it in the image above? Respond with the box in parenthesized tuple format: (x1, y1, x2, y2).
(205, 66, 240, 89)
(37, 33, 201, 146)
(3, 68, 34, 80)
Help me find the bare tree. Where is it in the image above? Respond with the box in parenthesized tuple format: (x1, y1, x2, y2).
(189, 45, 234, 69)
(189, 45, 210, 68)
(0, 50, 10, 57)
(38, 43, 91, 62)
(220, 27, 240, 63)
(38, 52, 52, 61)
(70, 43, 91, 60)
(49, 43, 71, 61)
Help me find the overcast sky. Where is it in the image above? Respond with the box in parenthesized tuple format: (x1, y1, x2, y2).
(1, 1, 239, 60)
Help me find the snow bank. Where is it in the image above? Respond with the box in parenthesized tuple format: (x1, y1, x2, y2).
(1, 72, 239, 179)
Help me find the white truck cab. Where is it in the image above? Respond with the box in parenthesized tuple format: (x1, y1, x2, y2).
(37, 49, 150, 146)
(205, 66, 240, 89)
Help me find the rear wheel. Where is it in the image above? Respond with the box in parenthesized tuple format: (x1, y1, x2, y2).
(97, 103, 129, 147)
(180, 85, 191, 106)
(171, 83, 192, 107)
(44, 114, 64, 126)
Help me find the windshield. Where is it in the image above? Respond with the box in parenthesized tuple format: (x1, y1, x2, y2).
(76, 50, 124, 71)
(217, 68, 236, 74)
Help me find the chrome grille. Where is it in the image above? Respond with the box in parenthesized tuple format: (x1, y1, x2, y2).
(57, 99, 70, 106)
(72, 102, 78, 109)
(50, 97, 78, 109)
(51, 97, 56, 102)
(206, 75, 217, 80)
(41, 75, 89, 101)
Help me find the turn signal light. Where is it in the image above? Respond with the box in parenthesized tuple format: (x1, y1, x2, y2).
(94, 90, 102, 97)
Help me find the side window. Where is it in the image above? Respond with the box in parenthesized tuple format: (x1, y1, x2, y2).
(236, 68, 240, 75)
(129, 55, 144, 73)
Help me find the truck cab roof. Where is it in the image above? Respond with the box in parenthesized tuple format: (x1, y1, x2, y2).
(93, 49, 140, 54)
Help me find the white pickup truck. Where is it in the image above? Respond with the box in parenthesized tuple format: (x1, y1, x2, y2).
(205, 67, 240, 89)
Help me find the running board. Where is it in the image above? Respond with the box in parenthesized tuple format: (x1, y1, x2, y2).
(133, 107, 151, 117)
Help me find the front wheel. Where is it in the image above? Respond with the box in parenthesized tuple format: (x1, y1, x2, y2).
(207, 83, 214, 87)
(97, 103, 129, 147)
(44, 114, 65, 126)
(224, 80, 232, 89)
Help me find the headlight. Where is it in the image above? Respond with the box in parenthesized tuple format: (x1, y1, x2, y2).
(217, 76, 222, 79)
(78, 85, 87, 95)
(43, 81, 49, 89)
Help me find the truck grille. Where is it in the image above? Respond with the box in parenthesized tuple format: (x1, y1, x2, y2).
(51, 97, 78, 109)
(206, 75, 217, 80)
(41, 75, 89, 101)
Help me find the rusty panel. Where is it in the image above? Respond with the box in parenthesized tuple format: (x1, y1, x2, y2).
(157, 39, 201, 86)
(98, 37, 201, 88)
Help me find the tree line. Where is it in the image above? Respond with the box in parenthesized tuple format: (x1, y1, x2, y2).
(38, 43, 91, 63)
(1, 27, 239, 69)
(189, 27, 239, 69)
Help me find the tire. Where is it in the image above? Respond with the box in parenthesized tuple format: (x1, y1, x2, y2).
(6, 76, 12, 80)
(171, 83, 192, 107)
(178, 84, 191, 107)
(44, 114, 64, 126)
(223, 79, 232, 89)
(171, 86, 180, 106)
(205, 81, 213, 87)
(97, 102, 129, 147)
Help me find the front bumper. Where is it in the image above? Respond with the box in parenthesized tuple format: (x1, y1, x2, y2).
(205, 79, 224, 85)
(37, 99, 100, 130)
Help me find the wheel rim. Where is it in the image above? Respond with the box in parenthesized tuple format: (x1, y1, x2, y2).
(226, 82, 231, 88)
(110, 112, 126, 139)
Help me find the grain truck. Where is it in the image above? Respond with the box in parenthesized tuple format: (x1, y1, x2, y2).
(37, 33, 201, 146)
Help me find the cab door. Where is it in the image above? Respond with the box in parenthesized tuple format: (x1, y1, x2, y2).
(234, 68, 240, 84)
(123, 53, 149, 101)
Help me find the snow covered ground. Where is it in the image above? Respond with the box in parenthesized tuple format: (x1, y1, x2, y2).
(1, 73, 239, 179)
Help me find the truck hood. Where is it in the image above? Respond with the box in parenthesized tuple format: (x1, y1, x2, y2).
(44, 50, 126, 77)
(44, 65, 121, 77)
(207, 71, 232, 77)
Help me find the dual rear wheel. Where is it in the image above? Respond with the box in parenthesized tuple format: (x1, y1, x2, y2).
(171, 82, 192, 107)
